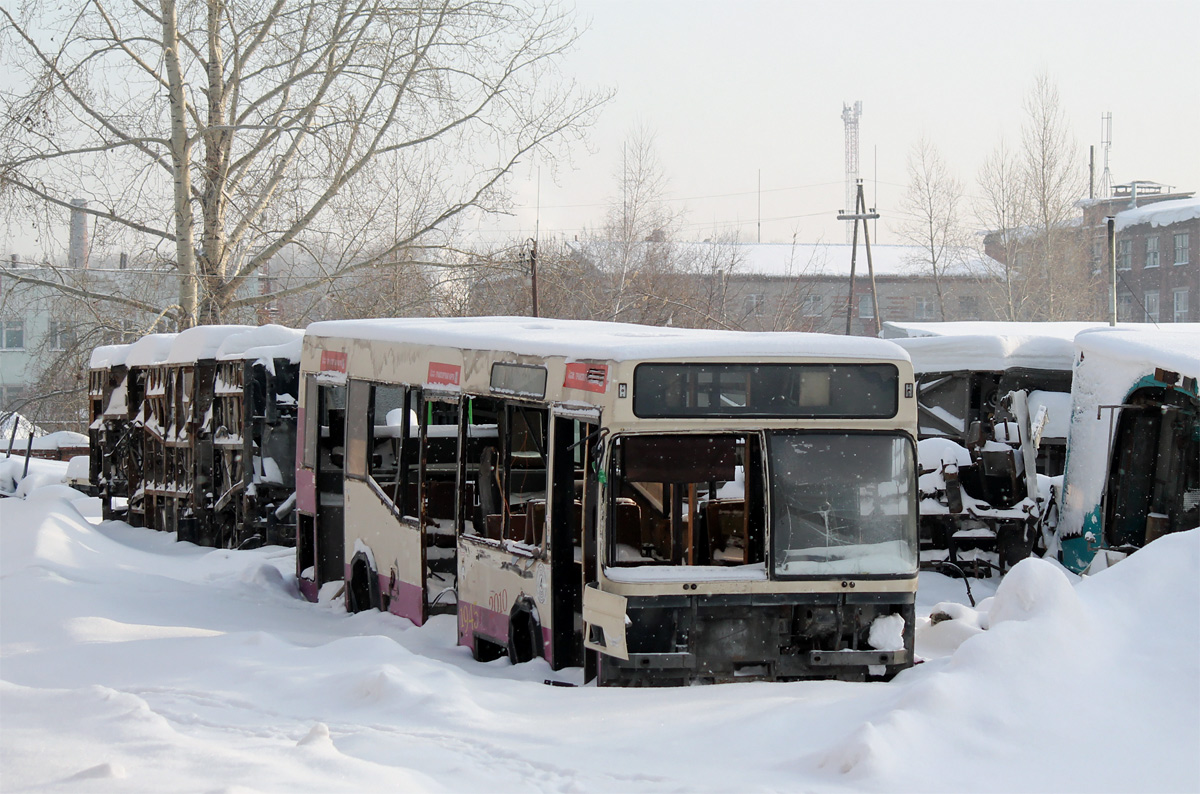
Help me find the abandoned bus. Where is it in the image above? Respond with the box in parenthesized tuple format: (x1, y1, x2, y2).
(88, 325, 301, 547)
(881, 321, 1091, 569)
(1056, 327, 1200, 573)
(295, 318, 919, 685)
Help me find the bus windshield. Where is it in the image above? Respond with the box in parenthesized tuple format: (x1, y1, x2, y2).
(767, 432, 917, 577)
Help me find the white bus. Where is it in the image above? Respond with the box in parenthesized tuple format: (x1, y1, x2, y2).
(295, 318, 919, 685)
(1055, 327, 1200, 573)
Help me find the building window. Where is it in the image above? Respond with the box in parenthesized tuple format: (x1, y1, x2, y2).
(1, 386, 25, 411)
(858, 294, 875, 320)
(104, 319, 138, 345)
(1117, 292, 1134, 322)
(1145, 236, 1159, 268)
(958, 295, 979, 319)
(1144, 290, 1159, 323)
(1116, 239, 1131, 270)
(801, 294, 822, 317)
(1091, 239, 1104, 272)
(48, 321, 75, 352)
(1, 320, 24, 350)
(743, 294, 765, 316)
(914, 295, 937, 320)
(1175, 233, 1190, 265)
(1174, 288, 1190, 323)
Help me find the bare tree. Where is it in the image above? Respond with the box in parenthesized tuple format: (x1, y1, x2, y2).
(896, 136, 968, 321)
(1016, 74, 1092, 320)
(976, 139, 1029, 320)
(1, 0, 607, 327)
(974, 74, 1095, 321)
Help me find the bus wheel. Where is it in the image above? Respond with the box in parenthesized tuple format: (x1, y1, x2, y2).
(472, 635, 504, 663)
(347, 555, 377, 613)
(507, 603, 541, 665)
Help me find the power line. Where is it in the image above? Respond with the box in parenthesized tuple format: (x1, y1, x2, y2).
(509, 179, 847, 211)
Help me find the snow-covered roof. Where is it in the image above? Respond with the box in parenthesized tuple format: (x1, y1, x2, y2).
(719, 242, 996, 279)
(1114, 197, 1200, 232)
(881, 322, 1114, 373)
(27, 431, 89, 451)
(1074, 326, 1200, 379)
(570, 240, 997, 279)
(305, 316, 911, 363)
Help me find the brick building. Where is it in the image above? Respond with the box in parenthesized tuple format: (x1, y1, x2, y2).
(1079, 184, 1198, 324)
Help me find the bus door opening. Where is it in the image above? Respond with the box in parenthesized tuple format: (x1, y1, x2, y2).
(421, 395, 461, 615)
(1105, 386, 1200, 549)
(301, 379, 345, 594)
(549, 414, 597, 670)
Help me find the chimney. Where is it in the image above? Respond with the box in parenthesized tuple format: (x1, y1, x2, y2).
(69, 199, 90, 269)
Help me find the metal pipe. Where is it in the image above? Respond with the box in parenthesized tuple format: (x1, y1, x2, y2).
(1107, 217, 1117, 326)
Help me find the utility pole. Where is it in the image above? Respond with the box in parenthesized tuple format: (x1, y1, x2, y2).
(838, 180, 882, 335)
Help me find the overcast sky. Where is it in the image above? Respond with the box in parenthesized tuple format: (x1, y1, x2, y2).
(488, 0, 1200, 246)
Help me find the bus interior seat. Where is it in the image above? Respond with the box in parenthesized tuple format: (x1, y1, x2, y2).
(706, 499, 747, 564)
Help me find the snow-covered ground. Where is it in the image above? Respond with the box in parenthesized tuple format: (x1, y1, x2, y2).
(2, 483, 1197, 792)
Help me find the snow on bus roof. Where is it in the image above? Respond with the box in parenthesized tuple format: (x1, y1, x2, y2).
(305, 317, 910, 363)
(88, 343, 131, 370)
(879, 322, 1108, 373)
(880, 321, 1110, 340)
(1074, 326, 1200, 377)
(215, 324, 303, 364)
(164, 325, 259, 364)
(121, 334, 178, 368)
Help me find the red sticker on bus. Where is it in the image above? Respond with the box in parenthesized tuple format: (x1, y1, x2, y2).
(320, 350, 347, 374)
(427, 361, 461, 387)
(564, 362, 608, 393)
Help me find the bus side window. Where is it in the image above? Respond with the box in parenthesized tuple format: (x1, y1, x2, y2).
(461, 397, 503, 537)
(367, 383, 410, 512)
(506, 405, 549, 546)
(420, 397, 460, 534)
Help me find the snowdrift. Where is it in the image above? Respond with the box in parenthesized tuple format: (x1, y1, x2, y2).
(1, 486, 1196, 792)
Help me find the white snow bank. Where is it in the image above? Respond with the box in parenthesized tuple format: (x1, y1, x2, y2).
(1, 488, 1196, 793)
(1114, 196, 1200, 232)
(0, 456, 71, 497)
(986, 556, 1084, 626)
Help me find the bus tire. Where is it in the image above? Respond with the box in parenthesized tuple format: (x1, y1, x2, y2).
(507, 601, 541, 665)
(472, 634, 504, 663)
(347, 553, 378, 613)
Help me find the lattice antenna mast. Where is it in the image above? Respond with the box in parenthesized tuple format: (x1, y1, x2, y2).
(1099, 112, 1113, 199)
(842, 101, 862, 243)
